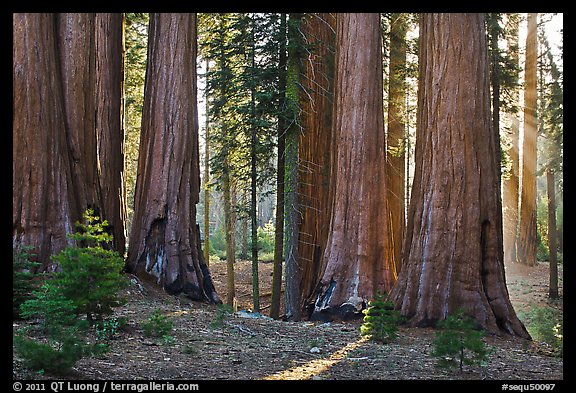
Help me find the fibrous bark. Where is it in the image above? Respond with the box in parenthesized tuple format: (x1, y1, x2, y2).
(95, 13, 126, 256)
(298, 12, 337, 316)
(13, 13, 77, 271)
(126, 13, 219, 303)
(389, 13, 530, 339)
(311, 13, 395, 321)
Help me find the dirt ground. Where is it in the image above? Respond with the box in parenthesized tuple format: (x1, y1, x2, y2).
(13, 258, 563, 381)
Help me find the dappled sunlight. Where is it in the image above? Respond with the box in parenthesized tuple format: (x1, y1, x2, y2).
(263, 336, 369, 380)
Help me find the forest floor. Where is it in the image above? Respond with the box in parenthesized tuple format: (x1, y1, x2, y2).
(13, 259, 563, 381)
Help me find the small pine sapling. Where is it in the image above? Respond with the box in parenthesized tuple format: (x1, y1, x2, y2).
(431, 309, 490, 372)
(51, 209, 128, 322)
(360, 293, 403, 343)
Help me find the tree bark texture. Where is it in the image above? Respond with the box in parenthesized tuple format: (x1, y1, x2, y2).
(95, 13, 126, 256)
(516, 13, 538, 267)
(386, 13, 408, 274)
(13, 13, 128, 269)
(13, 13, 77, 271)
(298, 13, 337, 316)
(311, 13, 395, 321)
(57, 14, 102, 219)
(126, 13, 220, 303)
(389, 14, 530, 339)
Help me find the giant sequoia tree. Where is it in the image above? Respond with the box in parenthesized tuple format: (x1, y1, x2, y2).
(311, 13, 395, 321)
(126, 13, 219, 303)
(389, 14, 529, 338)
(14, 13, 126, 269)
(95, 13, 126, 256)
(13, 13, 77, 270)
(298, 12, 337, 315)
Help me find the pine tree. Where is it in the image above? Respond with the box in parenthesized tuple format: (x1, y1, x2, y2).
(50, 209, 128, 322)
(431, 310, 490, 372)
(360, 294, 403, 343)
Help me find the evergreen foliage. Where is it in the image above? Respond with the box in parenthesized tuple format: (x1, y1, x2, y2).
(141, 309, 174, 338)
(50, 209, 128, 322)
(518, 305, 563, 356)
(13, 332, 85, 375)
(360, 293, 403, 343)
(13, 241, 39, 318)
(15, 210, 127, 374)
(431, 310, 490, 372)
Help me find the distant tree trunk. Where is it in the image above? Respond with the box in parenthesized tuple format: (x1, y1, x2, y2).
(547, 170, 558, 299)
(270, 13, 287, 320)
(223, 160, 236, 308)
(284, 12, 303, 321)
(126, 13, 220, 303)
(502, 15, 520, 265)
(203, 59, 211, 266)
(516, 13, 538, 267)
(386, 13, 407, 274)
(13, 13, 77, 271)
(240, 192, 249, 260)
(311, 13, 395, 321)
(298, 13, 337, 316)
(390, 14, 530, 339)
(95, 13, 126, 255)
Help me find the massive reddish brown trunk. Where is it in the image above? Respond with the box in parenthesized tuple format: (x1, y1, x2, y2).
(386, 13, 408, 274)
(298, 13, 337, 315)
(13, 13, 127, 269)
(310, 13, 395, 321)
(95, 13, 126, 255)
(126, 13, 219, 303)
(13, 13, 77, 271)
(390, 14, 530, 339)
(516, 13, 538, 267)
(57, 14, 102, 219)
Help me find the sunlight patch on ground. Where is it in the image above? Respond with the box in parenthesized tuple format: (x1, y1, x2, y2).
(263, 336, 369, 380)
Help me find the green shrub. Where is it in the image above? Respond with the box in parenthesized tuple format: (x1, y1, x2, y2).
(19, 282, 78, 335)
(141, 310, 173, 338)
(15, 209, 128, 374)
(431, 310, 489, 372)
(518, 305, 563, 356)
(13, 241, 40, 319)
(13, 332, 85, 375)
(360, 293, 403, 343)
(51, 209, 128, 322)
(210, 303, 234, 329)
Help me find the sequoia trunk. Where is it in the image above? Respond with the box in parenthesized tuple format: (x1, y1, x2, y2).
(13, 13, 77, 270)
(57, 14, 102, 219)
(516, 13, 538, 267)
(95, 13, 126, 255)
(389, 14, 530, 338)
(298, 13, 337, 316)
(126, 13, 219, 303)
(311, 13, 395, 321)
